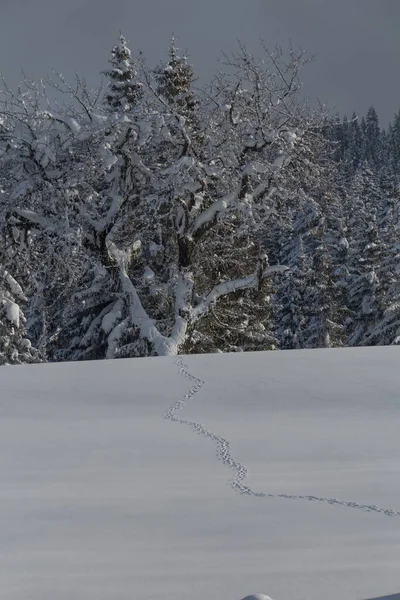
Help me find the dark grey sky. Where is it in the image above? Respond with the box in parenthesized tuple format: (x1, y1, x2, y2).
(1, 0, 399, 125)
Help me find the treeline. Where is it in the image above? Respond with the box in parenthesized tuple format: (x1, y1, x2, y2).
(0, 36, 399, 365)
(329, 106, 400, 176)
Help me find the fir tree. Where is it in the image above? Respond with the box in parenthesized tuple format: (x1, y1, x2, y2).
(275, 236, 309, 349)
(302, 245, 344, 348)
(364, 106, 381, 168)
(366, 178, 400, 345)
(345, 168, 386, 345)
(388, 109, 400, 173)
(154, 36, 200, 136)
(367, 244, 400, 345)
(104, 34, 143, 113)
(0, 267, 38, 365)
(345, 112, 362, 174)
(360, 116, 367, 164)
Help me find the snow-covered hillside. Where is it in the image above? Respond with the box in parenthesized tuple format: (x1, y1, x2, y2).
(1, 347, 400, 600)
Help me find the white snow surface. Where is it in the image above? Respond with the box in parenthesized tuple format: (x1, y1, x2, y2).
(1, 347, 400, 600)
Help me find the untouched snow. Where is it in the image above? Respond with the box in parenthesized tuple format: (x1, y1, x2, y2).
(0, 347, 400, 600)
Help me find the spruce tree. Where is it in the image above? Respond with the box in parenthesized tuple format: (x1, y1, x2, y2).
(360, 116, 367, 164)
(388, 110, 400, 173)
(367, 245, 400, 345)
(104, 34, 143, 113)
(275, 236, 309, 349)
(0, 267, 38, 365)
(366, 178, 400, 345)
(347, 112, 362, 174)
(364, 106, 381, 169)
(345, 168, 385, 345)
(302, 245, 344, 348)
(154, 36, 200, 136)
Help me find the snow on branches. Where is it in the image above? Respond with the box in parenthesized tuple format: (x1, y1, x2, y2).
(103, 34, 143, 113)
(0, 37, 366, 361)
(0, 267, 38, 365)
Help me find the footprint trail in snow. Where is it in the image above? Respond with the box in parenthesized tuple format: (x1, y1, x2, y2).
(164, 357, 400, 518)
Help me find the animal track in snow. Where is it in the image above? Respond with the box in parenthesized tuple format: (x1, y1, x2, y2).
(164, 357, 400, 517)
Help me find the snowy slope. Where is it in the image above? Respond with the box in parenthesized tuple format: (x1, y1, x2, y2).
(0, 347, 399, 600)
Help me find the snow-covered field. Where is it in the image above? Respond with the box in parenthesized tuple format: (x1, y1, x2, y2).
(1, 347, 400, 600)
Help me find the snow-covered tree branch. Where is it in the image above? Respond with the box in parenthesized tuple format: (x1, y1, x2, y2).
(3, 35, 395, 362)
